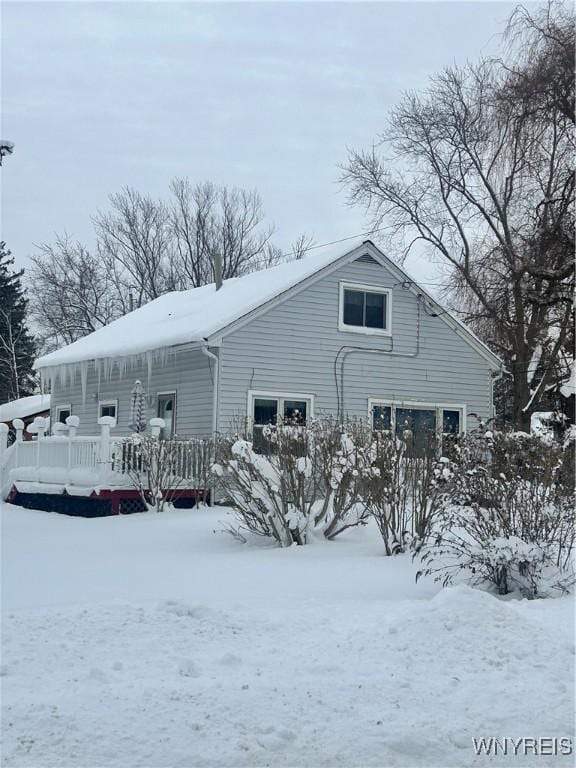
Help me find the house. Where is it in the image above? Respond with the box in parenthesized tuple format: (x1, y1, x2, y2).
(0, 394, 51, 440)
(36, 240, 501, 442)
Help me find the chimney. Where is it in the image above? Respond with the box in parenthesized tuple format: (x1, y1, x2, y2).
(214, 251, 223, 291)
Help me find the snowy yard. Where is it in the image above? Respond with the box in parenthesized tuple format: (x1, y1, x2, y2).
(1, 503, 574, 768)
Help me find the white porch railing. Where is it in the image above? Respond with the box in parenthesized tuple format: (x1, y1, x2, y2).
(0, 415, 210, 501)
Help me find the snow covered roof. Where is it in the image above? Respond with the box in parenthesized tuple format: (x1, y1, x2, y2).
(35, 239, 501, 372)
(36, 242, 362, 370)
(0, 394, 51, 422)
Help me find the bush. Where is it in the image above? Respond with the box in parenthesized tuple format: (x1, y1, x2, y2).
(213, 419, 374, 546)
(214, 417, 446, 551)
(362, 430, 444, 555)
(120, 433, 213, 512)
(416, 431, 575, 597)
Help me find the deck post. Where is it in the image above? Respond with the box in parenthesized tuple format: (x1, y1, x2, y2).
(0, 423, 8, 461)
(12, 418, 24, 466)
(98, 416, 116, 483)
(35, 417, 46, 440)
(13, 418, 24, 444)
(66, 415, 79, 438)
(52, 423, 66, 437)
(65, 415, 80, 470)
(26, 420, 39, 466)
(32, 416, 46, 468)
(149, 417, 165, 439)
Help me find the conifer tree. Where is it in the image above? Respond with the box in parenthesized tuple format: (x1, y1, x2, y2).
(0, 242, 36, 403)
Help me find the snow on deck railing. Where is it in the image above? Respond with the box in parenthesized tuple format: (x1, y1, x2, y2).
(0, 415, 211, 500)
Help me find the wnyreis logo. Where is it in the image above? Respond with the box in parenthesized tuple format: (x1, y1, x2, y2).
(472, 737, 573, 757)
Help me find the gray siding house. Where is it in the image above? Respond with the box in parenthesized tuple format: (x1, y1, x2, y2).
(36, 240, 501, 441)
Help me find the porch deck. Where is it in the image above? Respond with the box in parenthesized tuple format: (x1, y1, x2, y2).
(0, 415, 211, 514)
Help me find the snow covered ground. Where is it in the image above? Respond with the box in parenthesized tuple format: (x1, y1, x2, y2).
(1, 503, 574, 767)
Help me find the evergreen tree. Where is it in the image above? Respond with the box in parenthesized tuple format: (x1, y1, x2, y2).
(0, 242, 36, 403)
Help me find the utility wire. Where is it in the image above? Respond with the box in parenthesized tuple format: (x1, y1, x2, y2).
(286, 225, 450, 288)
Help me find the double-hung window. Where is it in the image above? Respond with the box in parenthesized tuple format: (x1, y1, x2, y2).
(248, 391, 314, 451)
(339, 283, 391, 335)
(369, 400, 465, 455)
(55, 405, 71, 424)
(99, 399, 118, 421)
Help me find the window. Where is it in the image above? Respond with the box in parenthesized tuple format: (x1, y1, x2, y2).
(442, 409, 461, 435)
(395, 407, 437, 457)
(369, 400, 465, 455)
(99, 399, 118, 420)
(55, 405, 71, 424)
(157, 392, 176, 438)
(339, 282, 391, 335)
(248, 391, 314, 451)
(372, 405, 391, 431)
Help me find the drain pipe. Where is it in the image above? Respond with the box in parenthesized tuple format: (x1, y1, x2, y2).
(201, 341, 220, 505)
(201, 341, 220, 435)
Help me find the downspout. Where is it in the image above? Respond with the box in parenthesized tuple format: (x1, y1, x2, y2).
(201, 341, 219, 437)
(201, 340, 220, 506)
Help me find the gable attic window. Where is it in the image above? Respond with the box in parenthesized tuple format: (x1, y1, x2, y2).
(339, 282, 391, 335)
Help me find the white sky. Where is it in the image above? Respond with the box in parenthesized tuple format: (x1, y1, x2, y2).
(1, 1, 522, 287)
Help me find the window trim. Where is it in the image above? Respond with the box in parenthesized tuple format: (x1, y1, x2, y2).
(247, 390, 315, 431)
(157, 390, 177, 436)
(98, 398, 119, 421)
(338, 282, 392, 336)
(368, 398, 467, 436)
(55, 404, 72, 425)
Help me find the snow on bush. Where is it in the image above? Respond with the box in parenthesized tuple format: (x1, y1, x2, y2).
(214, 418, 446, 550)
(120, 433, 212, 512)
(416, 431, 575, 598)
(214, 419, 374, 546)
(362, 430, 445, 555)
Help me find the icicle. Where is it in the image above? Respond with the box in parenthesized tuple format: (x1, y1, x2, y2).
(146, 351, 153, 391)
(80, 361, 89, 404)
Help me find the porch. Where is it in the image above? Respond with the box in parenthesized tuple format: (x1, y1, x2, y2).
(0, 414, 212, 515)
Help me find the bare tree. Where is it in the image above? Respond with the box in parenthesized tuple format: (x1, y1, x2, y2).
(342, 3, 574, 431)
(94, 187, 174, 308)
(0, 308, 26, 400)
(290, 233, 315, 261)
(30, 179, 306, 347)
(0, 140, 14, 166)
(29, 236, 122, 352)
(169, 179, 277, 286)
(503, 2, 574, 124)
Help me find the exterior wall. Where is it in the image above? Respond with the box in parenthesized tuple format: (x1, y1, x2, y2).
(217, 256, 493, 432)
(49, 346, 214, 437)
(48, 253, 495, 439)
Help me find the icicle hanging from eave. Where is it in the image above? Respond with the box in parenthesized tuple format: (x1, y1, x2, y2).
(37, 344, 195, 403)
(146, 351, 153, 391)
(79, 361, 89, 404)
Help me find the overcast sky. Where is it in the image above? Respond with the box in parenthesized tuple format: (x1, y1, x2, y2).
(2, 1, 521, 285)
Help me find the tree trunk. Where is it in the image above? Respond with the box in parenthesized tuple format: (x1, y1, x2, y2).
(511, 368, 532, 433)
